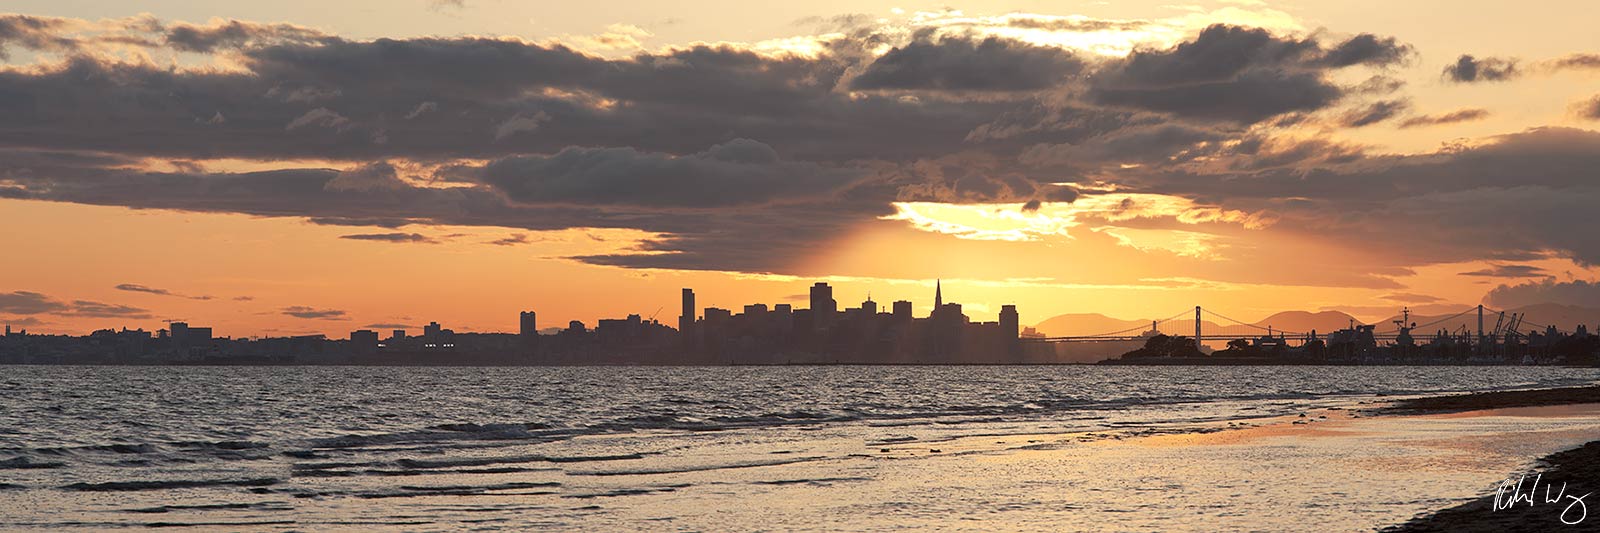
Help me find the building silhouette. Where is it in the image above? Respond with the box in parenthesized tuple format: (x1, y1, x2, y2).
(0, 279, 1026, 365)
(519, 311, 537, 338)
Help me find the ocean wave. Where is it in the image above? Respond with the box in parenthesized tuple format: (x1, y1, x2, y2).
(0, 456, 64, 469)
(304, 425, 580, 450)
(567, 456, 825, 476)
(62, 477, 281, 492)
(355, 481, 560, 499)
(126, 502, 293, 514)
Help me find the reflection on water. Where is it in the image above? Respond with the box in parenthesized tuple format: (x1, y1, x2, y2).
(1, 365, 1597, 530)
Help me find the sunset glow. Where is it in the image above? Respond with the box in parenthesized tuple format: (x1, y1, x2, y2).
(2, 0, 1598, 338)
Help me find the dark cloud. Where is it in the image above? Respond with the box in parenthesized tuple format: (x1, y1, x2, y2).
(0, 316, 47, 327)
(1085, 25, 1392, 123)
(363, 322, 415, 329)
(1398, 108, 1489, 128)
(163, 19, 331, 53)
(488, 234, 531, 246)
(18, 128, 1600, 279)
(0, 291, 151, 318)
(1460, 264, 1548, 278)
(1352, 75, 1405, 95)
(0, 20, 1413, 164)
(282, 306, 347, 319)
(0, 41, 1007, 163)
(479, 139, 863, 207)
(1115, 127, 1600, 269)
(1091, 70, 1341, 123)
(1109, 25, 1320, 86)
(340, 232, 439, 244)
(1316, 34, 1412, 67)
(324, 161, 409, 192)
(1576, 95, 1600, 120)
(8, 13, 1595, 286)
(1020, 123, 1224, 168)
(1485, 279, 1600, 308)
(307, 216, 416, 228)
(1339, 99, 1409, 127)
(0, 14, 76, 57)
(1550, 53, 1600, 71)
(998, 16, 1153, 33)
(850, 35, 1085, 92)
(0, 291, 69, 314)
(1443, 54, 1518, 82)
(114, 283, 213, 300)
(64, 300, 153, 319)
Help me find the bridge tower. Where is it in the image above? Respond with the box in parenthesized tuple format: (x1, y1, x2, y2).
(1194, 306, 1202, 351)
(1476, 304, 1484, 353)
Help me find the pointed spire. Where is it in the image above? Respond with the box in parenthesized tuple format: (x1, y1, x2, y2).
(934, 279, 943, 309)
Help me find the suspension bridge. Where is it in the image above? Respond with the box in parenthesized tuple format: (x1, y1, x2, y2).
(1022, 305, 1583, 349)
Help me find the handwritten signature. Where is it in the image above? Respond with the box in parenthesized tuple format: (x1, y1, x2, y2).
(1493, 473, 1592, 525)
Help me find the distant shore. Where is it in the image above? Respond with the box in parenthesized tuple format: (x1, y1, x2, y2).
(1383, 385, 1600, 531)
(1386, 384, 1600, 413)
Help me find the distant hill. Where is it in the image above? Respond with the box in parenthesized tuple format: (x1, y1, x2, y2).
(1032, 313, 1150, 338)
(1385, 303, 1600, 335)
(1033, 309, 1361, 338)
(1030, 304, 1600, 364)
(1250, 310, 1362, 335)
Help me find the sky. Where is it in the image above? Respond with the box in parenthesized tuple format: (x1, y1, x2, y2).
(1, 0, 1598, 337)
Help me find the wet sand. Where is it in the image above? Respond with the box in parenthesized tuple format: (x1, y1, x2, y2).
(1387, 384, 1600, 413)
(1383, 386, 1600, 532)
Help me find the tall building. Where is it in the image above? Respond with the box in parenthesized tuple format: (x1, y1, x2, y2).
(1000, 305, 1019, 340)
(892, 300, 912, 321)
(520, 311, 538, 337)
(424, 321, 442, 338)
(350, 330, 379, 355)
(680, 288, 696, 335)
(861, 294, 877, 315)
(934, 279, 942, 309)
(810, 282, 836, 330)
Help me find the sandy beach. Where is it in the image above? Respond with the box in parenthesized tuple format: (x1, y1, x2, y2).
(1380, 386, 1600, 531)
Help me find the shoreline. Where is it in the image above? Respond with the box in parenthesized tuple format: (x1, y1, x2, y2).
(1385, 384, 1600, 413)
(1379, 385, 1600, 531)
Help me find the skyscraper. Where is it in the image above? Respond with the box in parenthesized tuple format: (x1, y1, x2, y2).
(170, 322, 189, 345)
(520, 311, 538, 337)
(934, 279, 943, 309)
(1000, 305, 1019, 340)
(680, 288, 695, 335)
(809, 282, 836, 330)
